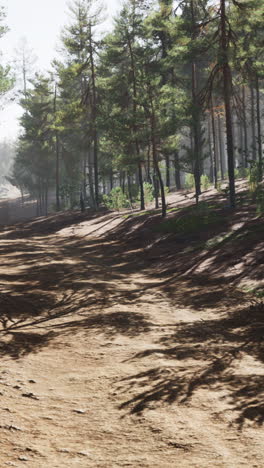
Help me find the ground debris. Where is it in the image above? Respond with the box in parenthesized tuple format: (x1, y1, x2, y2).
(21, 392, 39, 400)
(73, 409, 87, 414)
(168, 441, 193, 451)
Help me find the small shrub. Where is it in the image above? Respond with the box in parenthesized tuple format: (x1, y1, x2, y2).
(201, 174, 210, 191)
(143, 182, 154, 204)
(154, 204, 221, 235)
(248, 164, 259, 194)
(185, 173, 195, 190)
(103, 187, 129, 211)
(234, 168, 239, 179)
(237, 166, 247, 178)
(256, 186, 264, 215)
(216, 182, 223, 193)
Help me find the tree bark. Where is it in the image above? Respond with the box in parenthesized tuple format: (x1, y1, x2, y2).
(127, 33, 145, 210)
(217, 113, 225, 179)
(174, 151, 181, 190)
(220, 0, 236, 208)
(211, 98, 218, 188)
(89, 24, 99, 208)
(250, 82, 257, 161)
(242, 85, 248, 168)
(255, 74, 263, 181)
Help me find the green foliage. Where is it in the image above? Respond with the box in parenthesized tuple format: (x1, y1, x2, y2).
(103, 187, 129, 211)
(234, 169, 240, 180)
(142, 182, 154, 204)
(256, 186, 264, 215)
(248, 164, 260, 194)
(185, 173, 195, 190)
(154, 202, 222, 235)
(237, 166, 248, 179)
(216, 182, 223, 193)
(201, 174, 210, 191)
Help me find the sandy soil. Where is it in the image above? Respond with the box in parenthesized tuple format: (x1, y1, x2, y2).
(0, 188, 263, 467)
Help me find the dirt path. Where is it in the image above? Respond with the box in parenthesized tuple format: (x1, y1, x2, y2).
(0, 209, 263, 467)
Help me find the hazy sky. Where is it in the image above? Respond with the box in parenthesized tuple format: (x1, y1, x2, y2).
(0, 0, 121, 141)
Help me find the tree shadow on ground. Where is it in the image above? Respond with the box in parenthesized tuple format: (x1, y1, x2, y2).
(0, 331, 57, 359)
(118, 301, 264, 428)
(0, 208, 108, 239)
(52, 310, 153, 338)
(0, 188, 263, 429)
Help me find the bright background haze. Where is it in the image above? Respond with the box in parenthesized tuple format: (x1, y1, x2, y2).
(0, 0, 121, 141)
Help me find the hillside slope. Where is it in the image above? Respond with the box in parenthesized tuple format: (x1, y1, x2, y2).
(0, 185, 263, 467)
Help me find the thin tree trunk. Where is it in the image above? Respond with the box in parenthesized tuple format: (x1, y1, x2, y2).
(165, 154, 170, 189)
(208, 117, 214, 183)
(127, 34, 145, 210)
(149, 99, 166, 217)
(110, 168, 113, 191)
(153, 172, 159, 209)
(89, 24, 99, 208)
(211, 98, 218, 188)
(54, 84, 60, 211)
(255, 74, 263, 181)
(88, 149, 95, 208)
(250, 82, 257, 161)
(127, 174, 133, 208)
(217, 113, 225, 179)
(220, 0, 235, 208)
(174, 151, 181, 190)
(190, 0, 201, 205)
(242, 85, 248, 168)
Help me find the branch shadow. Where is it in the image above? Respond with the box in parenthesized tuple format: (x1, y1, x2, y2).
(118, 301, 264, 428)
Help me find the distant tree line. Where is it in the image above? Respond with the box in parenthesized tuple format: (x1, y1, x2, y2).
(8, 0, 264, 216)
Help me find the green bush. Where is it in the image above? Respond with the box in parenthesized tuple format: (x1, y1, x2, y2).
(237, 166, 248, 178)
(256, 186, 264, 215)
(185, 173, 195, 190)
(143, 182, 154, 204)
(201, 174, 210, 191)
(103, 187, 129, 211)
(154, 205, 221, 235)
(216, 181, 223, 193)
(248, 164, 259, 194)
(234, 168, 239, 179)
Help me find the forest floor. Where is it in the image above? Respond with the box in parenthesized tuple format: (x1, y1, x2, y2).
(0, 180, 263, 467)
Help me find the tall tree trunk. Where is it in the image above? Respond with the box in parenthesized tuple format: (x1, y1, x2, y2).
(127, 35, 145, 210)
(255, 74, 263, 181)
(191, 0, 201, 205)
(250, 82, 257, 161)
(211, 98, 218, 188)
(89, 24, 99, 208)
(147, 141, 152, 183)
(149, 97, 166, 217)
(242, 85, 248, 168)
(165, 154, 170, 189)
(217, 113, 225, 179)
(55, 133, 60, 211)
(174, 151, 181, 190)
(54, 83, 60, 211)
(88, 149, 95, 209)
(138, 162, 145, 210)
(110, 168, 113, 191)
(127, 174, 133, 208)
(220, 0, 236, 208)
(153, 172, 159, 209)
(83, 154, 87, 202)
(208, 117, 214, 183)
